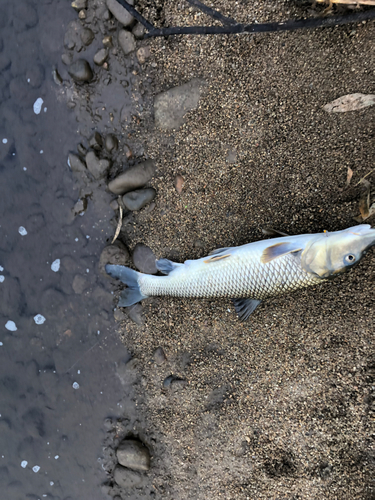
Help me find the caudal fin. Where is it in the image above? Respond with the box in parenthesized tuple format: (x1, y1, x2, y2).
(105, 264, 148, 306)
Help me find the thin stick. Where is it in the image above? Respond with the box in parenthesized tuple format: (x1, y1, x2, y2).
(316, 0, 375, 4)
(355, 168, 375, 187)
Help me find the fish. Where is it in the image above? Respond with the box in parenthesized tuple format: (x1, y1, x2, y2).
(106, 224, 375, 321)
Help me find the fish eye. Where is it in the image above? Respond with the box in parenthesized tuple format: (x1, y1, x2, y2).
(345, 254, 356, 264)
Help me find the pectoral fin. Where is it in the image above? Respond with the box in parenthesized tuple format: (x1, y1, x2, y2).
(261, 242, 302, 264)
(232, 298, 262, 321)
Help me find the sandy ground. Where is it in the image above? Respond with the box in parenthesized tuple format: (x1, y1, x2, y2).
(105, 1, 375, 498)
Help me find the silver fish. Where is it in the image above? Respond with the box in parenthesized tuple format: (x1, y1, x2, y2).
(106, 224, 375, 320)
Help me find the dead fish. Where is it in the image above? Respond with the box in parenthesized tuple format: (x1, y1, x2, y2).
(106, 224, 375, 320)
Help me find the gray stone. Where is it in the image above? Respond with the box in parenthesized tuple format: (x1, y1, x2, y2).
(113, 465, 147, 489)
(132, 244, 157, 274)
(108, 160, 156, 195)
(99, 244, 130, 275)
(153, 347, 166, 365)
(81, 28, 94, 46)
(118, 30, 136, 55)
(93, 48, 108, 66)
(122, 188, 156, 211)
(163, 375, 187, 391)
(73, 198, 87, 215)
(68, 59, 93, 83)
(116, 440, 150, 471)
(113, 308, 127, 322)
(85, 151, 111, 179)
(105, 134, 118, 152)
(89, 132, 103, 150)
(125, 304, 144, 325)
(132, 22, 145, 39)
(68, 153, 86, 174)
(61, 53, 72, 66)
(154, 78, 206, 130)
(110, 198, 119, 211)
(136, 46, 150, 65)
(71, 0, 87, 10)
(106, 0, 134, 27)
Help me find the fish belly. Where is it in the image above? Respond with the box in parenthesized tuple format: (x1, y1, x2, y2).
(139, 252, 320, 300)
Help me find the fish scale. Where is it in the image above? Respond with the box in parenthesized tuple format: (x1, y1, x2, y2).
(139, 252, 320, 300)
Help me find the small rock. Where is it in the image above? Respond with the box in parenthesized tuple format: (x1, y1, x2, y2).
(68, 59, 93, 83)
(99, 245, 130, 275)
(154, 78, 206, 130)
(81, 28, 94, 46)
(106, 0, 135, 27)
(93, 48, 108, 66)
(73, 198, 87, 215)
(72, 274, 90, 294)
(132, 22, 145, 39)
(122, 188, 156, 211)
(78, 9, 86, 19)
(136, 46, 150, 65)
(113, 308, 127, 322)
(61, 53, 72, 66)
(108, 160, 156, 195)
(132, 244, 157, 274)
(125, 304, 144, 325)
(71, 0, 87, 10)
(85, 151, 111, 179)
(77, 143, 87, 157)
(118, 30, 136, 55)
(89, 132, 103, 151)
(174, 174, 184, 194)
(116, 440, 150, 471)
(102, 36, 113, 47)
(226, 149, 237, 164)
(68, 153, 86, 174)
(153, 347, 166, 365)
(113, 465, 146, 489)
(110, 199, 119, 211)
(105, 134, 118, 152)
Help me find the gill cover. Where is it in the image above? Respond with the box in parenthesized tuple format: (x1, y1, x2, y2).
(301, 224, 375, 278)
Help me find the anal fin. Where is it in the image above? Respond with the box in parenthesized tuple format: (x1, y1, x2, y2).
(232, 298, 261, 321)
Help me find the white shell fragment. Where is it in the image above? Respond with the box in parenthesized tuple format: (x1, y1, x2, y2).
(33, 98, 44, 115)
(72, 382, 80, 389)
(323, 93, 375, 113)
(0, 276, 4, 283)
(21, 461, 28, 468)
(18, 226, 28, 236)
(34, 314, 46, 325)
(32, 465, 40, 473)
(5, 321, 17, 331)
(51, 259, 60, 272)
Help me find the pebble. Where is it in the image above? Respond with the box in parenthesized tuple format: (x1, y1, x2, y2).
(72, 274, 90, 294)
(61, 53, 72, 66)
(81, 28, 94, 46)
(113, 308, 127, 322)
(116, 439, 150, 471)
(125, 304, 144, 325)
(51, 259, 60, 272)
(108, 160, 156, 195)
(33, 98, 43, 115)
(136, 46, 151, 65)
(106, 0, 134, 27)
(153, 347, 166, 365)
(73, 198, 87, 215)
(163, 375, 187, 391)
(132, 244, 157, 274)
(5, 321, 17, 332)
(122, 188, 156, 211)
(109, 199, 119, 211)
(154, 78, 206, 130)
(71, 0, 87, 10)
(118, 30, 136, 55)
(99, 244, 130, 275)
(85, 151, 111, 179)
(174, 174, 185, 194)
(94, 48, 108, 66)
(113, 465, 147, 489)
(105, 134, 118, 152)
(89, 132, 103, 150)
(68, 153, 87, 174)
(102, 36, 113, 48)
(68, 59, 93, 83)
(132, 22, 145, 39)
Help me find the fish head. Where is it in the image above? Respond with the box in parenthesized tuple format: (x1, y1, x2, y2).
(301, 224, 375, 279)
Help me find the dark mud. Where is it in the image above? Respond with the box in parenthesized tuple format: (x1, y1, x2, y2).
(0, 1, 144, 498)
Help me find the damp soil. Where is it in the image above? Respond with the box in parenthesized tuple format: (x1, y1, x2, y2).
(1, 1, 374, 499)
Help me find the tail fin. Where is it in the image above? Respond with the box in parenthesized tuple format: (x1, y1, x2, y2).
(105, 264, 148, 307)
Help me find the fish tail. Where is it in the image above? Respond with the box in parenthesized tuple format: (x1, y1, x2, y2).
(105, 264, 148, 306)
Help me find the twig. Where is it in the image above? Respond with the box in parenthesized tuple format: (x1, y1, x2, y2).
(355, 168, 375, 186)
(112, 202, 123, 244)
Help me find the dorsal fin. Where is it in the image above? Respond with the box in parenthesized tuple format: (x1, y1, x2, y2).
(261, 242, 302, 264)
(262, 228, 289, 237)
(208, 247, 231, 256)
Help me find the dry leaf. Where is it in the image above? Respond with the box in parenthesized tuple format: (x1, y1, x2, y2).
(111, 204, 123, 244)
(358, 180, 371, 220)
(323, 94, 375, 113)
(346, 167, 353, 187)
(174, 174, 185, 194)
